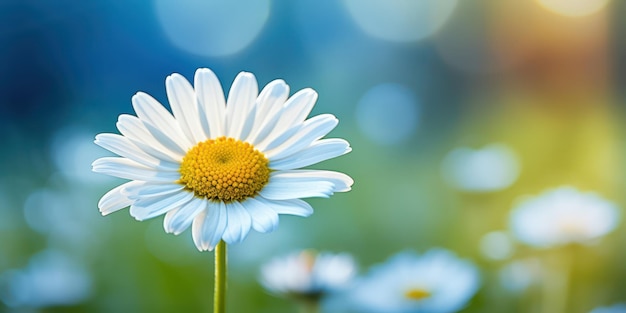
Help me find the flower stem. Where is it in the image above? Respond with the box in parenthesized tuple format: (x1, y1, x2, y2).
(298, 301, 320, 313)
(214, 240, 227, 313)
(540, 248, 572, 313)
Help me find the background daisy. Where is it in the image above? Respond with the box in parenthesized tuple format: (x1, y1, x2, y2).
(509, 187, 620, 248)
(349, 249, 480, 313)
(259, 250, 357, 308)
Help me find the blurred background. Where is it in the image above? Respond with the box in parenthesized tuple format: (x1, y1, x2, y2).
(1, 0, 625, 312)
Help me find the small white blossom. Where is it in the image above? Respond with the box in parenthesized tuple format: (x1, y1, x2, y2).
(350, 249, 480, 313)
(510, 187, 620, 248)
(260, 250, 357, 301)
(589, 303, 626, 313)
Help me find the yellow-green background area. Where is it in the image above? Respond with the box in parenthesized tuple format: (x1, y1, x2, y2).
(1, 1, 625, 312)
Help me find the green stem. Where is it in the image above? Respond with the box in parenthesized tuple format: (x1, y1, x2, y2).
(540, 248, 572, 313)
(298, 300, 320, 313)
(214, 240, 227, 313)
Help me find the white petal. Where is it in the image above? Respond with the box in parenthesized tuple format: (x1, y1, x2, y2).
(126, 183, 184, 200)
(242, 198, 279, 233)
(116, 114, 183, 162)
(191, 210, 208, 250)
(278, 170, 353, 192)
(192, 202, 228, 251)
(166, 73, 206, 143)
(141, 121, 188, 156)
(98, 181, 142, 215)
(259, 170, 353, 200)
(245, 79, 289, 144)
(92, 157, 180, 182)
(256, 80, 289, 118)
(225, 72, 258, 139)
(270, 138, 351, 170)
(264, 114, 338, 160)
(255, 123, 301, 153)
(94, 133, 179, 170)
(259, 198, 314, 217)
(259, 172, 336, 200)
(281, 88, 317, 127)
(207, 202, 229, 250)
(222, 201, 252, 244)
(131, 92, 193, 149)
(247, 115, 287, 148)
(130, 190, 194, 221)
(163, 197, 206, 235)
(238, 105, 256, 143)
(254, 88, 317, 149)
(195, 68, 226, 138)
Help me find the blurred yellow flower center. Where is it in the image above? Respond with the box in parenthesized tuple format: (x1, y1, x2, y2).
(404, 288, 431, 300)
(299, 250, 317, 272)
(559, 220, 589, 237)
(179, 137, 270, 202)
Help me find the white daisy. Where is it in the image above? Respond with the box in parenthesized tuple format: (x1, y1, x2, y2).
(350, 249, 480, 313)
(441, 143, 520, 193)
(259, 250, 357, 301)
(589, 304, 626, 313)
(509, 186, 620, 248)
(92, 68, 353, 251)
(498, 258, 543, 293)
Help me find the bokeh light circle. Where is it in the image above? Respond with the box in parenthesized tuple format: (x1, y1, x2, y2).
(434, 1, 520, 75)
(499, 259, 543, 293)
(0, 250, 92, 308)
(343, 0, 458, 42)
(155, 0, 270, 57)
(536, 0, 610, 17)
(441, 143, 520, 192)
(355, 83, 419, 146)
(480, 231, 514, 261)
(51, 127, 111, 184)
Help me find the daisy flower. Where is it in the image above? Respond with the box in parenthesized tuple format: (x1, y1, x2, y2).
(498, 258, 544, 293)
(92, 68, 353, 251)
(259, 250, 357, 302)
(350, 249, 480, 313)
(589, 304, 626, 313)
(509, 187, 620, 248)
(441, 143, 520, 193)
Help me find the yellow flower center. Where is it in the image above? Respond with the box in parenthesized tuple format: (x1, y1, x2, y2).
(404, 288, 431, 301)
(179, 137, 270, 203)
(559, 219, 589, 237)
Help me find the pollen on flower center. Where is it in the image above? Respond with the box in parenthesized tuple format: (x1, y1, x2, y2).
(179, 136, 270, 203)
(404, 288, 431, 300)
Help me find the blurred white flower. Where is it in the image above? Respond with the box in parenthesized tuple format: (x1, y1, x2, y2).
(498, 258, 544, 293)
(510, 187, 620, 248)
(350, 249, 480, 313)
(479, 231, 515, 261)
(259, 250, 357, 301)
(0, 250, 92, 308)
(589, 303, 626, 313)
(441, 143, 520, 192)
